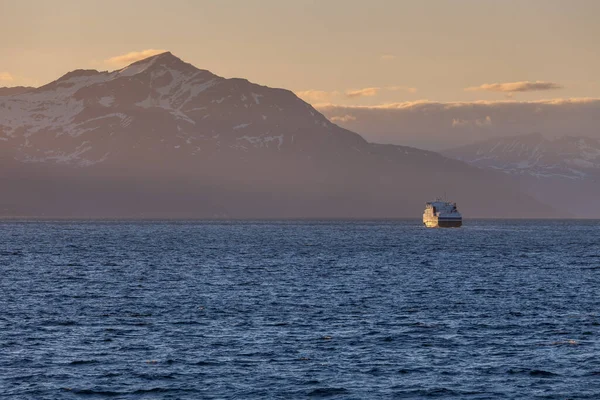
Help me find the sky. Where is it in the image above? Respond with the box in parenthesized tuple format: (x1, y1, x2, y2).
(1, 0, 600, 105)
(2, 0, 599, 150)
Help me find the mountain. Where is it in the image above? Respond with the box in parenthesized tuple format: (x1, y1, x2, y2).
(1, 53, 366, 166)
(0, 52, 562, 218)
(444, 133, 600, 217)
(444, 132, 600, 180)
(0, 86, 34, 96)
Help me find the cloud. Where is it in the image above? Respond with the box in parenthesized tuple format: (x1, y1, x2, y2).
(380, 54, 396, 61)
(329, 114, 357, 123)
(318, 97, 598, 110)
(105, 49, 167, 66)
(465, 81, 563, 93)
(295, 90, 339, 103)
(317, 98, 600, 151)
(0, 72, 14, 82)
(345, 87, 380, 98)
(387, 86, 417, 93)
(298, 86, 417, 104)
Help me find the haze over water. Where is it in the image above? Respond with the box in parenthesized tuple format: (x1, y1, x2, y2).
(2, 220, 599, 399)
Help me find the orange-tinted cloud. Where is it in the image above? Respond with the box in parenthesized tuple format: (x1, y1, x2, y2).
(387, 86, 417, 93)
(0, 72, 14, 82)
(345, 87, 380, 98)
(295, 90, 340, 103)
(299, 86, 417, 104)
(319, 98, 598, 110)
(105, 49, 167, 66)
(465, 81, 562, 93)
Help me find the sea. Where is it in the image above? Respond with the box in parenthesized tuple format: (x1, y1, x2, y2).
(1, 220, 599, 399)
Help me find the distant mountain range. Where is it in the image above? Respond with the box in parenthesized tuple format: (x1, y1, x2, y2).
(445, 133, 600, 180)
(0, 52, 561, 218)
(445, 133, 600, 217)
(0, 86, 34, 96)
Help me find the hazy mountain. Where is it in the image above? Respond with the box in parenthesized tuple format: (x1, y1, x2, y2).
(445, 133, 600, 180)
(0, 86, 35, 96)
(0, 52, 562, 218)
(445, 133, 600, 217)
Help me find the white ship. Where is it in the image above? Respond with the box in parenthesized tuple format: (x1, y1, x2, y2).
(423, 199, 462, 228)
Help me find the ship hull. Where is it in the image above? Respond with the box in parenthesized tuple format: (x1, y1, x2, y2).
(423, 218, 462, 228)
(436, 219, 462, 228)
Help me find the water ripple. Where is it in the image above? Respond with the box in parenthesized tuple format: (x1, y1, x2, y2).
(1, 219, 599, 398)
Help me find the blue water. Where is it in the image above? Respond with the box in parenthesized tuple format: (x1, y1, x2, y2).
(1, 220, 600, 399)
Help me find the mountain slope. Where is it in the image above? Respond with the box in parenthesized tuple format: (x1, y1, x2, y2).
(0, 53, 563, 218)
(444, 133, 600, 217)
(445, 132, 600, 180)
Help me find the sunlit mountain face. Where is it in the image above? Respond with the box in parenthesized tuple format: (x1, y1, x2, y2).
(0, 53, 562, 218)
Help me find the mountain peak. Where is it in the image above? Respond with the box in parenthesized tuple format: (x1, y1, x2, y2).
(116, 51, 198, 78)
(128, 51, 176, 65)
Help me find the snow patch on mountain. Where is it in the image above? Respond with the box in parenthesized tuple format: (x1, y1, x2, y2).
(251, 93, 263, 105)
(238, 134, 284, 149)
(19, 140, 97, 166)
(233, 123, 252, 130)
(98, 96, 114, 107)
(117, 56, 158, 77)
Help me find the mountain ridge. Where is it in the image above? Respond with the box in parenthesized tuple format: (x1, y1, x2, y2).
(444, 133, 600, 217)
(444, 132, 600, 180)
(0, 86, 35, 96)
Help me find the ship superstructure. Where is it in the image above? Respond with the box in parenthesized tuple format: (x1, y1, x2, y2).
(423, 199, 462, 228)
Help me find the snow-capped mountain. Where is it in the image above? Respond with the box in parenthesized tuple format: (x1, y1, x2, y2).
(444, 133, 600, 180)
(0, 52, 562, 218)
(0, 52, 364, 167)
(444, 133, 600, 217)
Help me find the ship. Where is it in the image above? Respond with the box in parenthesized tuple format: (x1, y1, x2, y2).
(423, 199, 462, 228)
